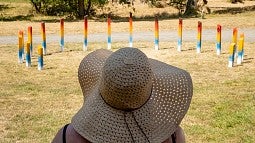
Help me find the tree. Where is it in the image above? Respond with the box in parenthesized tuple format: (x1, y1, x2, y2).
(183, 0, 197, 16)
(78, 0, 85, 17)
(30, 0, 106, 18)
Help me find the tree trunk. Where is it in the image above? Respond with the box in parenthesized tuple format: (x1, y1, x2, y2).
(184, 0, 198, 16)
(85, 0, 91, 16)
(78, 0, 85, 18)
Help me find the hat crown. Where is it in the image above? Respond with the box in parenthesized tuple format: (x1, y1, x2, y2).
(99, 48, 153, 111)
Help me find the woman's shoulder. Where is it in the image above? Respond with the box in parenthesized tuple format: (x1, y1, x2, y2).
(51, 124, 91, 143)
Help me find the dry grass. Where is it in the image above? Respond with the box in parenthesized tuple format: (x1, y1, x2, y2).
(0, 40, 255, 142)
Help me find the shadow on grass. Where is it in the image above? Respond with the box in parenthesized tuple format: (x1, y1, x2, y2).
(0, 14, 34, 21)
(212, 5, 255, 14)
(93, 12, 181, 22)
(182, 47, 196, 51)
(0, 4, 9, 11)
(242, 57, 253, 64)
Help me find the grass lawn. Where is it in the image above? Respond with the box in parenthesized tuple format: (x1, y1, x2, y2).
(0, 41, 254, 142)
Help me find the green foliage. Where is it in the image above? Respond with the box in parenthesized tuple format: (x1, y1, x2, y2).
(91, 0, 107, 5)
(30, 0, 78, 16)
(29, 0, 107, 17)
(168, 0, 186, 11)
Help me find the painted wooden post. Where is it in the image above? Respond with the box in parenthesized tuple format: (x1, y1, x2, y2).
(19, 30, 25, 61)
(28, 26, 33, 55)
(216, 24, 221, 55)
(232, 28, 238, 56)
(154, 16, 159, 50)
(129, 12, 133, 48)
(18, 32, 23, 63)
(177, 18, 183, 52)
(19, 30, 25, 60)
(107, 15, 111, 50)
(240, 33, 244, 62)
(232, 28, 238, 44)
(228, 43, 235, 68)
(197, 21, 202, 53)
(83, 16, 88, 51)
(26, 42, 31, 67)
(237, 33, 244, 65)
(60, 18, 64, 51)
(38, 45, 43, 70)
(41, 22, 47, 55)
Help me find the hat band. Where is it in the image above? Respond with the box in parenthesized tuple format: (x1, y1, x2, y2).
(124, 112, 150, 143)
(100, 87, 153, 112)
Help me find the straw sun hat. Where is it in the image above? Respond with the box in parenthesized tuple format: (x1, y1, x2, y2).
(72, 48, 193, 143)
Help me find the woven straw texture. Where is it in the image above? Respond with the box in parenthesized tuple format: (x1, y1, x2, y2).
(72, 48, 193, 143)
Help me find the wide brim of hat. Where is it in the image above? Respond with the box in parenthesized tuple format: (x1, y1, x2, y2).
(72, 49, 193, 143)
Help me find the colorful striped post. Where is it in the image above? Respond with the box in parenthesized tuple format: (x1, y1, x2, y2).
(228, 43, 235, 68)
(18, 32, 23, 63)
(240, 33, 244, 62)
(129, 12, 133, 47)
(41, 22, 47, 55)
(232, 28, 238, 56)
(237, 33, 244, 65)
(19, 30, 25, 61)
(232, 28, 238, 44)
(19, 30, 25, 60)
(28, 26, 33, 55)
(177, 18, 183, 52)
(26, 42, 31, 67)
(83, 16, 88, 51)
(107, 15, 111, 50)
(216, 24, 221, 55)
(60, 18, 64, 51)
(38, 45, 43, 70)
(197, 21, 202, 53)
(154, 16, 159, 50)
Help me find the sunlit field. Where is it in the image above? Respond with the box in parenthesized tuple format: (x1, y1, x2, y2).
(0, 40, 254, 142)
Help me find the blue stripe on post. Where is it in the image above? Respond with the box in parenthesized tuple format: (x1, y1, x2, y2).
(42, 41, 46, 55)
(26, 53, 31, 67)
(129, 36, 133, 47)
(18, 49, 23, 63)
(38, 56, 43, 70)
(197, 41, 201, 53)
(216, 42, 221, 55)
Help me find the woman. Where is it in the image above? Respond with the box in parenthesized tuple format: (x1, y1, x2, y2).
(52, 48, 193, 143)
